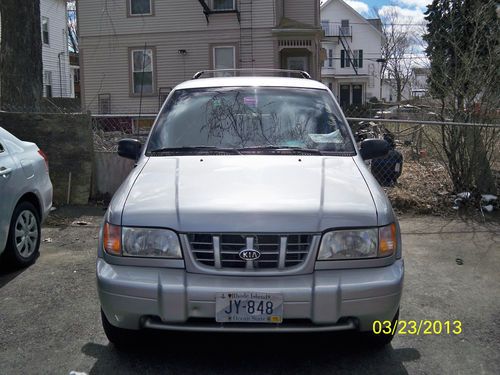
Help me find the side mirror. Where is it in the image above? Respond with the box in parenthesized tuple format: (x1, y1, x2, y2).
(118, 139, 142, 160)
(359, 139, 390, 160)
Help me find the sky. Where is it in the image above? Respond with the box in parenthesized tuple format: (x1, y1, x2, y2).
(321, 0, 431, 23)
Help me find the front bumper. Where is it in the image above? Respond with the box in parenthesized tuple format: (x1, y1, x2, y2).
(97, 257, 403, 332)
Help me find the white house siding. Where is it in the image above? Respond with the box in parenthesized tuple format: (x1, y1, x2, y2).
(320, 0, 383, 104)
(0, 0, 72, 99)
(78, 0, 319, 114)
(41, 0, 72, 98)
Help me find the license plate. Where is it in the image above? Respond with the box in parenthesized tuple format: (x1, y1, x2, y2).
(215, 292, 283, 323)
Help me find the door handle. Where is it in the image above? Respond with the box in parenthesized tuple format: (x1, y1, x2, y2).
(0, 167, 12, 177)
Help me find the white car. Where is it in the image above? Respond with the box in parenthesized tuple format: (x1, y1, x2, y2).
(98, 70, 403, 348)
(0, 127, 53, 267)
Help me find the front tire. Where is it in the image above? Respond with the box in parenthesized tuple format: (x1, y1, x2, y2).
(4, 201, 41, 267)
(101, 309, 140, 348)
(362, 309, 400, 348)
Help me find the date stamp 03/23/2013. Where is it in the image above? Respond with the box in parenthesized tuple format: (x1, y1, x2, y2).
(373, 320, 463, 335)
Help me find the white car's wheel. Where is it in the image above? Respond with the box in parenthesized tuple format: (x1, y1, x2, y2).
(5, 201, 41, 267)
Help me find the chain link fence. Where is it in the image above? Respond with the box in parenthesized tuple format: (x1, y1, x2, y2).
(91, 114, 156, 152)
(347, 116, 500, 214)
(90, 110, 500, 214)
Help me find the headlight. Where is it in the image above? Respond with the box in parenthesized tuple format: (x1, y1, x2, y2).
(122, 227, 182, 258)
(317, 224, 397, 260)
(103, 222, 182, 258)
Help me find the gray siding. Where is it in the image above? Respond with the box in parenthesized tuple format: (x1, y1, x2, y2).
(81, 28, 276, 114)
(78, 0, 276, 37)
(284, 0, 318, 26)
(78, 0, 319, 114)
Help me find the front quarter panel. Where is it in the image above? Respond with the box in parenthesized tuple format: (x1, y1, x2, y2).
(105, 157, 150, 226)
(353, 156, 396, 226)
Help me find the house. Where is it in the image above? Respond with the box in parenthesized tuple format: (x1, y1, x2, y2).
(77, 0, 323, 115)
(320, 0, 384, 107)
(410, 67, 430, 98)
(0, 0, 73, 99)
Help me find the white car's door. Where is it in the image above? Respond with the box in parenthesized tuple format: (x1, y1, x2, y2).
(0, 139, 19, 252)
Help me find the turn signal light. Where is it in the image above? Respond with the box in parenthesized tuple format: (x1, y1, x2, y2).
(103, 222, 121, 255)
(379, 223, 397, 256)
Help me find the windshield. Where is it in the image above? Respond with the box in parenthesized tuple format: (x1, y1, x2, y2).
(146, 87, 355, 155)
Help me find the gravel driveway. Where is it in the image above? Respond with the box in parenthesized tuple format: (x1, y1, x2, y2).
(1, 207, 499, 375)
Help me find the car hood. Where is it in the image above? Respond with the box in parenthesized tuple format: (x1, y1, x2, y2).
(121, 156, 379, 232)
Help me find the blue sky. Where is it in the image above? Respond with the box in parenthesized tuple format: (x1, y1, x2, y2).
(321, 0, 431, 22)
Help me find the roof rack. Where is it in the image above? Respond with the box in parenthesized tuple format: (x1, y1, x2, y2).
(192, 69, 311, 80)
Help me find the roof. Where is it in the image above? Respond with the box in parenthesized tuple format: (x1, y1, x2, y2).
(321, 0, 384, 38)
(174, 76, 329, 91)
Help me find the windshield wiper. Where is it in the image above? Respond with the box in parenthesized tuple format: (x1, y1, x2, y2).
(238, 146, 323, 155)
(148, 146, 241, 155)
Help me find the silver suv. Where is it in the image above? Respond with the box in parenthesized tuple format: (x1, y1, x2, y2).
(97, 71, 403, 347)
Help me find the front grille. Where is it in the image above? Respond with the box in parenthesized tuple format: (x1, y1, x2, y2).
(187, 233, 313, 270)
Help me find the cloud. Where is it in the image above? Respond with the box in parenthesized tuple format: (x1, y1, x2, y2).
(379, 5, 426, 23)
(397, 0, 431, 9)
(344, 0, 370, 15)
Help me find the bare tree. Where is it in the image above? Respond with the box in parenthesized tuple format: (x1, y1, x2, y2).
(67, 0, 78, 52)
(0, 0, 43, 112)
(374, 7, 418, 102)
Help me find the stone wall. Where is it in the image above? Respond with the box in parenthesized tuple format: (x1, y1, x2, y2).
(0, 112, 93, 205)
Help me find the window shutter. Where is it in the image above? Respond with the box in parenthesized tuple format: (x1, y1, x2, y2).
(341, 50, 345, 68)
(359, 50, 363, 68)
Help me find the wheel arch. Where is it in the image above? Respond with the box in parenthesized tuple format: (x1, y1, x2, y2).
(16, 192, 42, 219)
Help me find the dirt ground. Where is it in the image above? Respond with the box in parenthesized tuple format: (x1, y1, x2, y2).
(0, 206, 499, 375)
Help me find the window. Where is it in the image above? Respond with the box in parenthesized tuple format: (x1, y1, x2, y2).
(129, 0, 152, 16)
(328, 49, 333, 68)
(213, 46, 236, 75)
(353, 50, 363, 68)
(340, 19, 350, 36)
(131, 48, 154, 94)
(42, 17, 49, 45)
(159, 87, 172, 110)
(213, 0, 235, 11)
(340, 50, 350, 68)
(98, 94, 111, 114)
(73, 68, 80, 84)
(43, 71, 52, 98)
(147, 87, 355, 154)
(321, 20, 330, 35)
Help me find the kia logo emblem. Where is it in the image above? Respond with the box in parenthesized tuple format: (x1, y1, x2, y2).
(239, 249, 261, 261)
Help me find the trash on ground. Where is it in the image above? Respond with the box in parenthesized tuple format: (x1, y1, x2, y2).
(481, 205, 494, 213)
(481, 194, 498, 202)
(72, 220, 91, 226)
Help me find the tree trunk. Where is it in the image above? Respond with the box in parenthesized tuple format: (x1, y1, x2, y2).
(0, 0, 43, 112)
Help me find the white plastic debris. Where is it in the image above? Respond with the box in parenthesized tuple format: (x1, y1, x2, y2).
(481, 194, 498, 203)
(482, 205, 494, 212)
(50, 206, 57, 212)
(457, 192, 471, 199)
(69, 372, 87, 375)
(43, 238, 53, 243)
